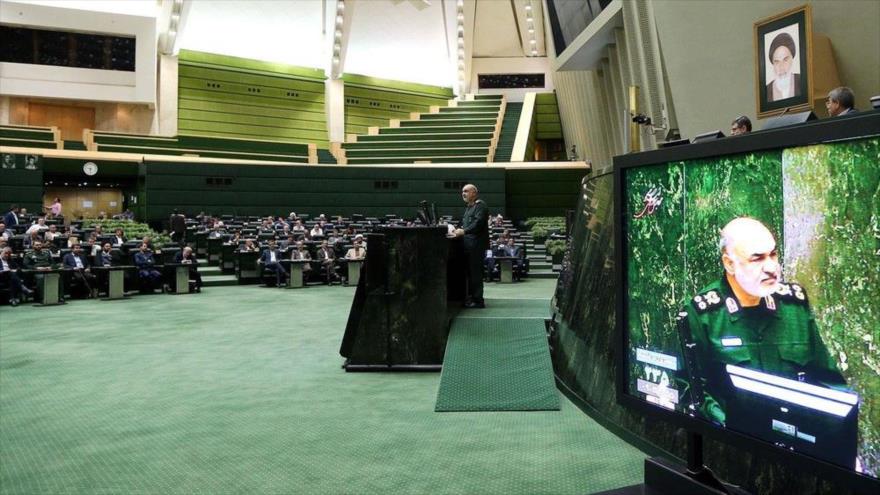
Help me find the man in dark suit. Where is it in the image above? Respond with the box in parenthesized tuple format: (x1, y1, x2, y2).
(449, 184, 489, 308)
(63, 243, 97, 298)
(290, 240, 313, 279)
(134, 243, 162, 292)
(173, 246, 202, 292)
(825, 86, 858, 117)
(259, 240, 287, 287)
(316, 240, 339, 284)
(4, 205, 20, 228)
(1, 247, 33, 306)
(170, 210, 187, 244)
(97, 243, 118, 267)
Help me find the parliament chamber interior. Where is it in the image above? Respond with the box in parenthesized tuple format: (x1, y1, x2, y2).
(0, 1, 878, 494)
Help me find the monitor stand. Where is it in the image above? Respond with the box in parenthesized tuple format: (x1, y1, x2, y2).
(643, 433, 750, 495)
(593, 432, 751, 495)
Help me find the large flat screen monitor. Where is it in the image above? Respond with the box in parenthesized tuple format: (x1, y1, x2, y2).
(615, 121, 879, 491)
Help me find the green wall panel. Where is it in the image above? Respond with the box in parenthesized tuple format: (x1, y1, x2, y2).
(342, 73, 453, 137)
(178, 50, 328, 148)
(534, 92, 563, 140)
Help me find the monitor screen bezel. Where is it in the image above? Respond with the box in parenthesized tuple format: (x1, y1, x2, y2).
(613, 111, 880, 492)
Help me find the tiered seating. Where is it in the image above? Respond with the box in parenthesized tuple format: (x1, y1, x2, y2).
(0, 124, 61, 149)
(336, 94, 505, 165)
(84, 131, 318, 164)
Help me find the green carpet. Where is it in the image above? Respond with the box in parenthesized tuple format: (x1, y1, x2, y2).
(435, 318, 560, 412)
(0, 278, 646, 494)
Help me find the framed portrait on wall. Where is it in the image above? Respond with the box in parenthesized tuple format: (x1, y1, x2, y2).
(754, 5, 813, 118)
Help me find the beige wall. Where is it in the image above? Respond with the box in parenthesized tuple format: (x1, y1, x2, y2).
(4, 97, 156, 139)
(653, 0, 880, 138)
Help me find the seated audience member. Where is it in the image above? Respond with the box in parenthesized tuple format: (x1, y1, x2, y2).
(93, 225, 104, 237)
(141, 235, 156, 251)
(486, 238, 524, 281)
(25, 217, 48, 236)
(292, 220, 306, 233)
(492, 214, 504, 227)
(23, 240, 62, 301)
(134, 243, 162, 292)
(310, 223, 324, 238)
(97, 243, 117, 267)
(826, 86, 857, 117)
(281, 234, 297, 250)
(343, 225, 356, 239)
(1, 247, 33, 306)
(259, 240, 288, 286)
(241, 239, 258, 252)
(0, 222, 9, 241)
(23, 232, 41, 250)
(730, 115, 752, 136)
(44, 224, 60, 243)
(63, 243, 97, 298)
(290, 240, 313, 276)
(85, 234, 102, 256)
(173, 246, 202, 292)
(229, 232, 242, 245)
(345, 238, 366, 260)
(113, 228, 127, 247)
(67, 236, 80, 248)
(316, 240, 339, 283)
(23, 240, 54, 270)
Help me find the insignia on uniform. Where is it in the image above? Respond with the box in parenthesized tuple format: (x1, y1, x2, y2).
(692, 290, 723, 313)
(774, 282, 809, 305)
(725, 297, 739, 314)
(764, 295, 776, 311)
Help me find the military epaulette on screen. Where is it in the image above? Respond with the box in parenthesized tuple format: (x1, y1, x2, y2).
(774, 282, 808, 304)
(691, 289, 723, 313)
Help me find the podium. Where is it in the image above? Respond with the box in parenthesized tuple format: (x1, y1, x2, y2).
(340, 226, 464, 371)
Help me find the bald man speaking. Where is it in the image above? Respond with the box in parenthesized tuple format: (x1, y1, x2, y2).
(449, 184, 489, 308)
(677, 217, 845, 426)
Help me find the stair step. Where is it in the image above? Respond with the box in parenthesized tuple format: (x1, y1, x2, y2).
(528, 269, 558, 279)
(202, 274, 239, 287)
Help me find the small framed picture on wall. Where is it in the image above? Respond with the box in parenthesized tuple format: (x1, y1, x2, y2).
(754, 4, 813, 118)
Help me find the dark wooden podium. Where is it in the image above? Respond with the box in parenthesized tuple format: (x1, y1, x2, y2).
(340, 226, 465, 371)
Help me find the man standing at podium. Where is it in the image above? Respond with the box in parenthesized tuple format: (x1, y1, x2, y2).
(450, 184, 489, 308)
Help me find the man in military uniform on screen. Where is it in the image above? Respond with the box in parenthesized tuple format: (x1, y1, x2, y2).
(677, 217, 846, 426)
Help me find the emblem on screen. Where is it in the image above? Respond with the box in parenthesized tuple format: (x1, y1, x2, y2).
(633, 187, 663, 219)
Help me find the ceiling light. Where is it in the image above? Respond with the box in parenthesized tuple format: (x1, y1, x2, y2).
(457, 25, 464, 34)
(457, 13, 464, 22)
(337, 2, 345, 13)
(456, 0, 464, 6)
(528, 28, 534, 34)
(525, 4, 532, 11)
(457, 48, 465, 57)
(334, 30, 342, 40)
(457, 38, 464, 47)
(335, 15, 344, 26)
(332, 56, 340, 66)
(333, 43, 341, 54)
(458, 60, 465, 69)
(531, 49, 538, 56)
(530, 39, 536, 45)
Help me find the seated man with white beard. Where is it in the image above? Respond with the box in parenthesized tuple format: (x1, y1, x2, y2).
(676, 217, 845, 426)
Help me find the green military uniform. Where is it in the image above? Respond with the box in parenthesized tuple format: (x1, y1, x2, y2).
(23, 249, 55, 269)
(461, 199, 489, 304)
(22, 248, 63, 302)
(678, 275, 846, 425)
